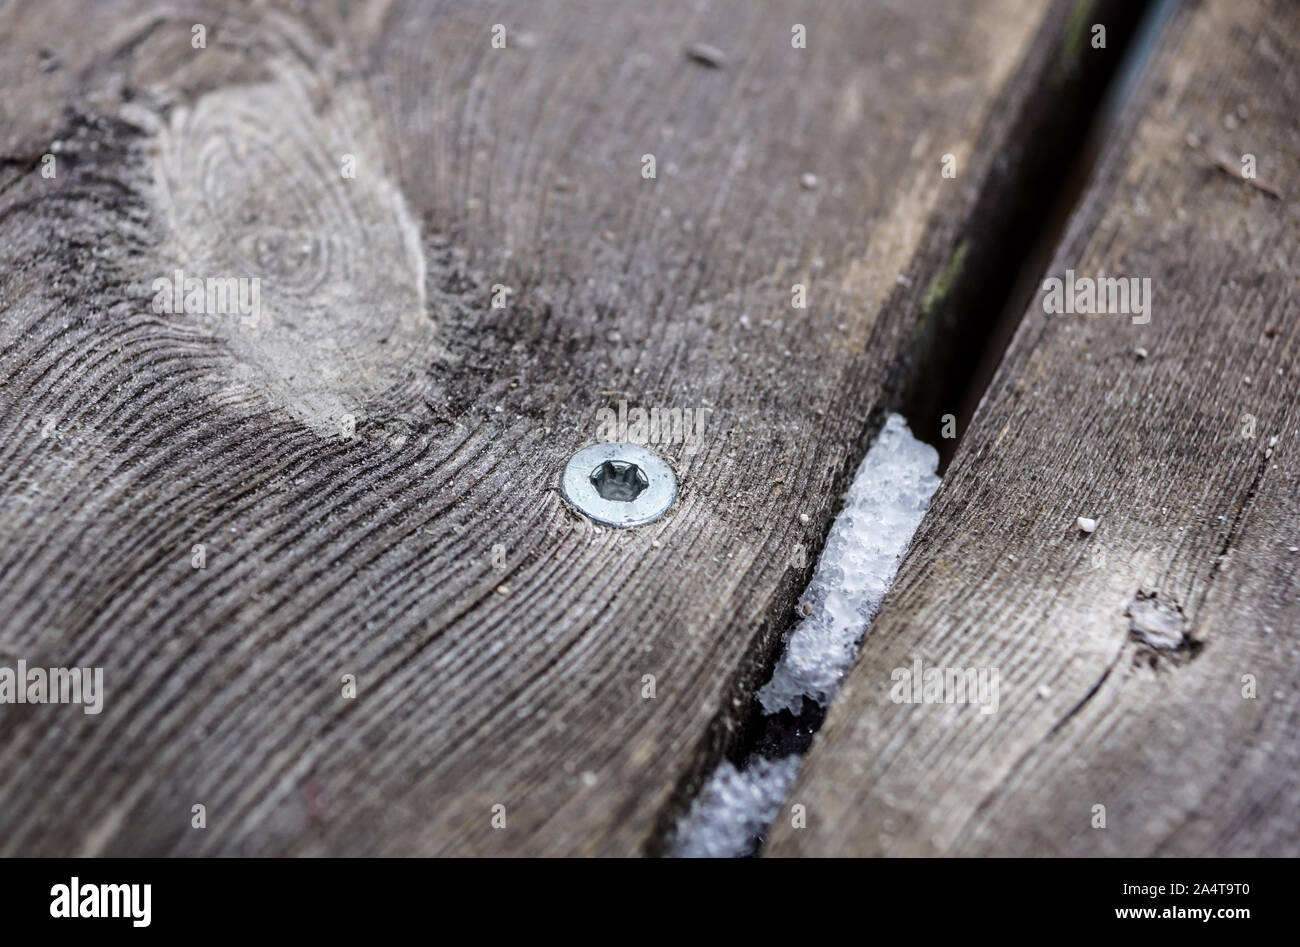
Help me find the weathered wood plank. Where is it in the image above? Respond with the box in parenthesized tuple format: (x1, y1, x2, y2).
(0, 0, 1128, 855)
(766, 0, 1300, 857)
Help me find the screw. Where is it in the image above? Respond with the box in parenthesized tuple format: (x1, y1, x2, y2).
(561, 443, 677, 527)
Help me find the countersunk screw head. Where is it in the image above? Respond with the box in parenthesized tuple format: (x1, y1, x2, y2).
(561, 442, 676, 527)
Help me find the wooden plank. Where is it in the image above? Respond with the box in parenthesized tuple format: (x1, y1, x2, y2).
(766, 0, 1300, 857)
(0, 0, 1130, 855)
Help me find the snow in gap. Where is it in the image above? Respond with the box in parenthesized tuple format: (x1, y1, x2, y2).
(670, 756, 801, 859)
(758, 412, 941, 714)
(672, 413, 940, 857)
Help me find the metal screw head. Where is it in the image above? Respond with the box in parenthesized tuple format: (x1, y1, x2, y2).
(561, 442, 677, 527)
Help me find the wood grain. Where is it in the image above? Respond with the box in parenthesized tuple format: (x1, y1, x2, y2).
(0, 0, 1129, 855)
(766, 0, 1300, 857)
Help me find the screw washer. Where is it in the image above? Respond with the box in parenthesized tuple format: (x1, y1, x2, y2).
(561, 442, 677, 528)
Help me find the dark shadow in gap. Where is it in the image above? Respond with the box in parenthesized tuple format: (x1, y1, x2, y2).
(909, 0, 1177, 470)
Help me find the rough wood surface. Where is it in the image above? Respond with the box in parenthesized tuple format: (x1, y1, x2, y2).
(0, 0, 1125, 856)
(766, 0, 1300, 857)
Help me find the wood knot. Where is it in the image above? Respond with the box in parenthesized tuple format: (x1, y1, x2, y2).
(146, 60, 437, 437)
(1126, 591, 1202, 665)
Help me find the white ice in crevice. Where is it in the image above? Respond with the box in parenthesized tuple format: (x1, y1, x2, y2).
(757, 412, 941, 714)
(670, 755, 800, 858)
(672, 413, 940, 857)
